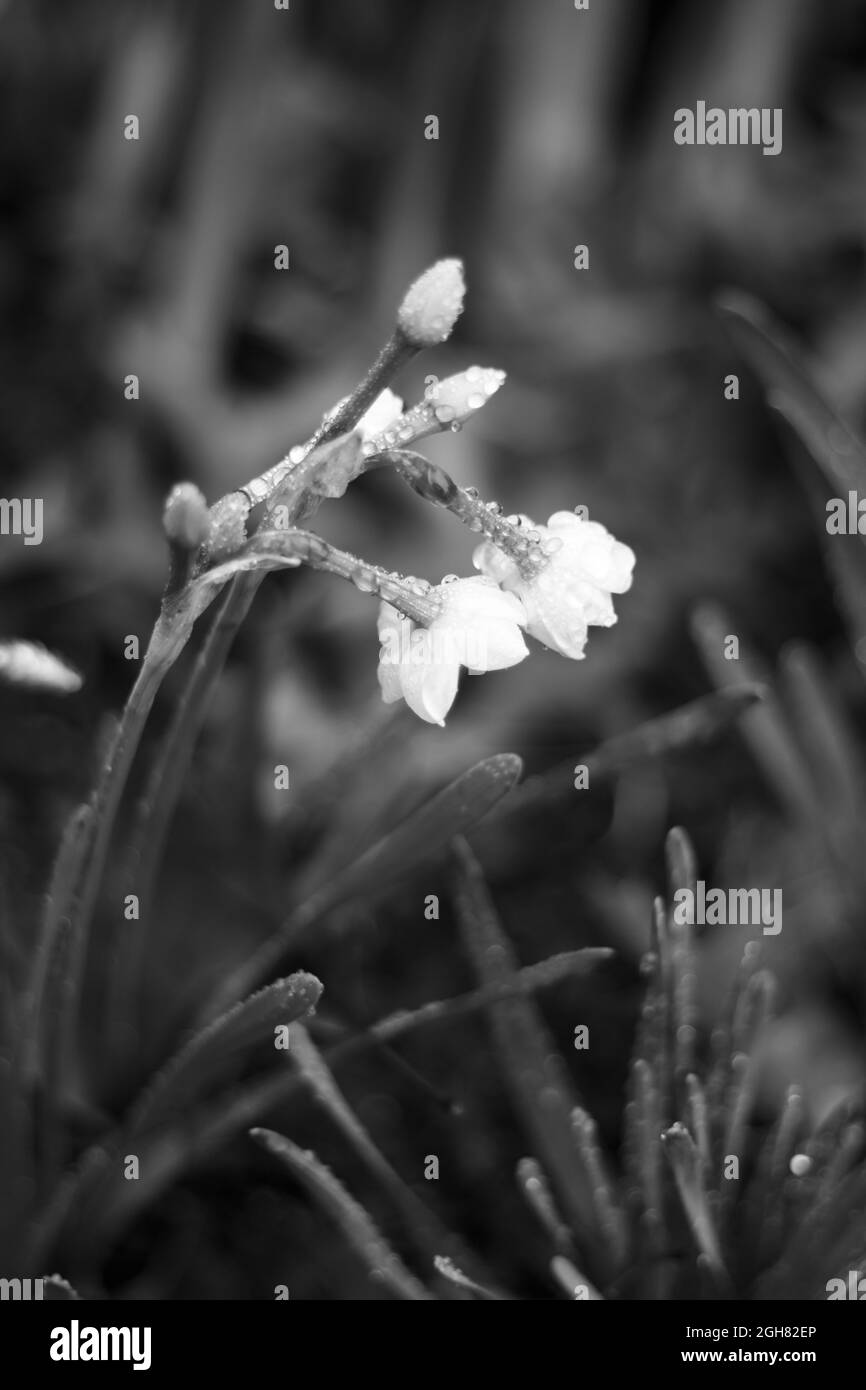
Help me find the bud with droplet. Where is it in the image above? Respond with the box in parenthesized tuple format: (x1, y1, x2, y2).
(397, 258, 466, 347)
(428, 366, 505, 423)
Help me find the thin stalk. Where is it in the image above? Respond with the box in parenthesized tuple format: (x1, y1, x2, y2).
(60, 612, 189, 1084)
(106, 332, 419, 1062)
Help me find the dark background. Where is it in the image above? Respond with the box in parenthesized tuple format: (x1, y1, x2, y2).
(3, 0, 866, 1298)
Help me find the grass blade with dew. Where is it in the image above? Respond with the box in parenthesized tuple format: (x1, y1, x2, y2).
(452, 835, 615, 1283)
(251, 1128, 434, 1300)
(126, 972, 322, 1137)
(287, 1023, 495, 1295)
(200, 753, 523, 1023)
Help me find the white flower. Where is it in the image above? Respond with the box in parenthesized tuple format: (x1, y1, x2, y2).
(474, 511, 635, 660)
(397, 258, 465, 346)
(357, 388, 404, 443)
(377, 576, 528, 725)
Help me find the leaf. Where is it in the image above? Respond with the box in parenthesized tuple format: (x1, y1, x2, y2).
(200, 754, 523, 1021)
(127, 972, 322, 1136)
(496, 687, 764, 822)
(717, 292, 866, 501)
(251, 1128, 434, 1300)
(287, 1025, 486, 1295)
(32, 1068, 303, 1264)
(451, 836, 617, 1282)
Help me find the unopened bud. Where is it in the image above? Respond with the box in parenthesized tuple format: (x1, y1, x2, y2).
(163, 483, 210, 551)
(397, 258, 465, 347)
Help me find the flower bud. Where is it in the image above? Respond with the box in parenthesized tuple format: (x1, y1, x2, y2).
(397, 258, 465, 347)
(163, 483, 210, 552)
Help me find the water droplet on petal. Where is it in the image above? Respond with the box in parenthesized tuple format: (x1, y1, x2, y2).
(441, 573, 459, 585)
(467, 393, 485, 410)
(466, 366, 482, 383)
(435, 404, 455, 424)
(486, 501, 502, 514)
(464, 486, 479, 500)
(505, 513, 520, 525)
(542, 536, 564, 555)
(450, 420, 462, 432)
(289, 445, 306, 464)
(468, 518, 483, 532)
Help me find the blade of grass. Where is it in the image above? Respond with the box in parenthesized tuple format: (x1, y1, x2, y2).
(200, 753, 523, 1023)
(127, 972, 322, 1137)
(717, 293, 866, 503)
(251, 1127, 434, 1300)
(287, 1023, 494, 1295)
(452, 835, 612, 1281)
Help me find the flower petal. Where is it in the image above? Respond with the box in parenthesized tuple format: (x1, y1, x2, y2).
(399, 650, 461, 725)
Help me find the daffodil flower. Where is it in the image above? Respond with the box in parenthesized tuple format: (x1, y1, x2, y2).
(473, 510, 635, 660)
(377, 576, 528, 725)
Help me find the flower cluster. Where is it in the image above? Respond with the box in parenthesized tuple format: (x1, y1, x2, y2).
(376, 507, 634, 724)
(167, 257, 635, 728)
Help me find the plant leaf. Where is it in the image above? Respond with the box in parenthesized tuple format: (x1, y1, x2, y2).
(251, 1127, 434, 1300)
(451, 836, 616, 1282)
(201, 754, 522, 1022)
(128, 972, 322, 1136)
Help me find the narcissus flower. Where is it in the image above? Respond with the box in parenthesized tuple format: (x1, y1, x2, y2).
(377, 576, 528, 725)
(473, 511, 635, 660)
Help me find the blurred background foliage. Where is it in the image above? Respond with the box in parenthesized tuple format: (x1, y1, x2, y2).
(3, 0, 866, 1297)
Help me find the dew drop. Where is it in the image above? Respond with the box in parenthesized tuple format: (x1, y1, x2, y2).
(450, 420, 462, 432)
(467, 393, 485, 410)
(486, 501, 502, 515)
(362, 442, 376, 457)
(468, 518, 483, 532)
(789, 1153, 811, 1178)
(441, 573, 459, 585)
(289, 445, 306, 464)
(435, 404, 455, 424)
(354, 568, 378, 593)
(397, 424, 415, 442)
(505, 513, 520, 526)
(465, 366, 482, 382)
(464, 486, 479, 500)
(542, 536, 564, 555)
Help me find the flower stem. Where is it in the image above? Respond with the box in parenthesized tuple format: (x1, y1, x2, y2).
(307, 330, 417, 451)
(59, 611, 190, 1088)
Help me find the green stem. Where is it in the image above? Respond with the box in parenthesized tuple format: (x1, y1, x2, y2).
(60, 612, 190, 1088)
(106, 338, 418, 1067)
(306, 330, 416, 450)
